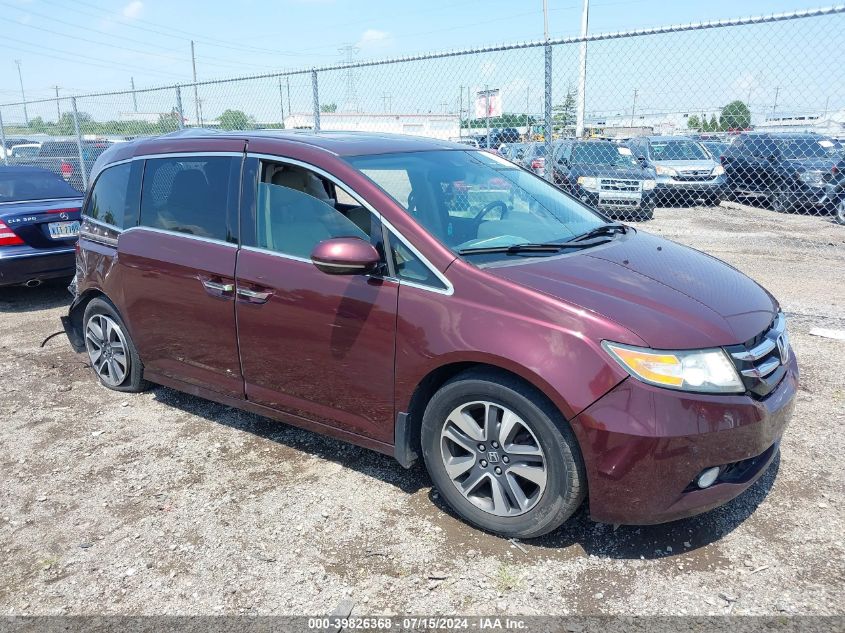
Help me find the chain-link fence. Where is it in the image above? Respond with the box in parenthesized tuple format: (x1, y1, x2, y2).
(1, 5, 843, 246)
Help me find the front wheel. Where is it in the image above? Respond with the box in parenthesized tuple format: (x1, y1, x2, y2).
(83, 297, 148, 392)
(835, 198, 845, 225)
(421, 369, 586, 538)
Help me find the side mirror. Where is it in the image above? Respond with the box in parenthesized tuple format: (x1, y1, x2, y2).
(311, 237, 381, 276)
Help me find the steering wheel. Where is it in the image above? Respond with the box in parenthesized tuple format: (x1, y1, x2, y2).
(472, 200, 510, 225)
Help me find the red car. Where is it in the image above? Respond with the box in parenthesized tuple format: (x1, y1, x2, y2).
(62, 131, 797, 537)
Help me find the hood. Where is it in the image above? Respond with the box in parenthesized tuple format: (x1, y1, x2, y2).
(488, 230, 777, 349)
(567, 164, 654, 180)
(784, 157, 836, 171)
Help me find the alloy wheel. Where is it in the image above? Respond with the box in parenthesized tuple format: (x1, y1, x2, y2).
(836, 199, 845, 225)
(85, 314, 130, 387)
(439, 400, 547, 517)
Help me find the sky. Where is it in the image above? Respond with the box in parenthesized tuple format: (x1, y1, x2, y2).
(0, 0, 842, 125)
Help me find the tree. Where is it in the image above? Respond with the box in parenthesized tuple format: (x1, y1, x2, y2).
(686, 115, 701, 130)
(218, 109, 252, 130)
(320, 102, 338, 113)
(720, 100, 751, 131)
(29, 116, 48, 133)
(553, 86, 576, 131)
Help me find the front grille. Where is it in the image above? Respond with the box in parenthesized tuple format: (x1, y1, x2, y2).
(725, 313, 789, 398)
(599, 178, 641, 192)
(674, 169, 713, 181)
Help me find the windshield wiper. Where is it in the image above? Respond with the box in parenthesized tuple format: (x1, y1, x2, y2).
(458, 241, 603, 255)
(567, 223, 629, 243)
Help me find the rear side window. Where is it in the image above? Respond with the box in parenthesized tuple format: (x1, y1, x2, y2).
(140, 156, 240, 242)
(0, 170, 79, 203)
(84, 162, 141, 229)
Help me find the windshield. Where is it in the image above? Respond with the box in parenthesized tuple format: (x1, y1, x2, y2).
(776, 138, 832, 159)
(650, 140, 709, 161)
(0, 170, 80, 202)
(571, 142, 639, 167)
(346, 150, 605, 259)
(702, 142, 728, 158)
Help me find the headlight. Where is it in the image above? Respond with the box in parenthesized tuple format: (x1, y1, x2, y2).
(642, 179, 656, 191)
(711, 164, 725, 176)
(577, 176, 599, 191)
(655, 165, 678, 177)
(602, 341, 744, 393)
(799, 170, 823, 186)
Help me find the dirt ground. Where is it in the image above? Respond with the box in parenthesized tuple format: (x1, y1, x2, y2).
(1, 202, 843, 617)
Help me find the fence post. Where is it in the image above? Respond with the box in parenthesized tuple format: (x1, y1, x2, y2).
(543, 42, 553, 181)
(0, 109, 8, 166)
(312, 69, 321, 131)
(71, 97, 89, 191)
(175, 87, 185, 130)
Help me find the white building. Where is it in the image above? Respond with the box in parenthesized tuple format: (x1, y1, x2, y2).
(756, 109, 845, 137)
(280, 112, 460, 140)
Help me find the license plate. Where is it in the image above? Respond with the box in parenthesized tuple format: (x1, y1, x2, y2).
(48, 220, 80, 240)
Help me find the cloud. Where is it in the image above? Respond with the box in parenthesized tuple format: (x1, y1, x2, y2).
(356, 29, 392, 49)
(18, 13, 31, 24)
(122, 1, 143, 19)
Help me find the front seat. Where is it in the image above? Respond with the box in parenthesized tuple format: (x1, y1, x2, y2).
(166, 169, 213, 236)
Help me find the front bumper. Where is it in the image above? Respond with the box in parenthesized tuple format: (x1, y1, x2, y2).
(573, 187, 656, 213)
(571, 355, 798, 525)
(655, 175, 726, 198)
(0, 247, 76, 286)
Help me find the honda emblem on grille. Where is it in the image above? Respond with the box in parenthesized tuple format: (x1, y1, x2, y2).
(487, 452, 500, 463)
(776, 334, 790, 365)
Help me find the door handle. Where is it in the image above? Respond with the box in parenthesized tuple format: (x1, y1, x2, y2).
(201, 278, 234, 297)
(236, 287, 272, 304)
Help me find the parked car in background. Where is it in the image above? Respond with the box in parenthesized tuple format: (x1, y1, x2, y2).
(627, 136, 726, 205)
(63, 131, 796, 538)
(520, 141, 549, 176)
(475, 128, 521, 150)
(451, 137, 480, 149)
(10, 143, 42, 159)
(552, 139, 657, 221)
(1, 138, 35, 157)
(721, 132, 839, 214)
(823, 152, 845, 224)
(10, 140, 112, 192)
(700, 139, 729, 161)
(498, 142, 527, 165)
(0, 166, 83, 287)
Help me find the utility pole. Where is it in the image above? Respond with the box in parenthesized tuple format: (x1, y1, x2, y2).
(485, 84, 491, 149)
(526, 86, 531, 140)
(338, 44, 360, 112)
(458, 86, 463, 139)
(630, 88, 638, 126)
(286, 77, 292, 116)
(381, 93, 392, 112)
(14, 59, 28, 126)
(278, 78, 285, 128)
(131, 77, 138, 112)
(771, 86, 780, 119)
(543, 0, 553, 178)
(54, 86, 61, 120)
(574, 0, 590, 137)
(191, 40, 201, 127)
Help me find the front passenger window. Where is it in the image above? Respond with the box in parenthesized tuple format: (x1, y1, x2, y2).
(256, 164, 375, 260)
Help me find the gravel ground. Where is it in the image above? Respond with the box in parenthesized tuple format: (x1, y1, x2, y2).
(1, 202, 843, 617)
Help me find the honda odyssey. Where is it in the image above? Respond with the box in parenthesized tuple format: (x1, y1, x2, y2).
(62, 131, 797, 538)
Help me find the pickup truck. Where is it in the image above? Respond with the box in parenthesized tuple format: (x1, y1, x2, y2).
(10, 140, 111, 192)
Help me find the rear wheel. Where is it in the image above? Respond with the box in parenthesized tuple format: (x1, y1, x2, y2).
(421, 369, 586, 538)
(83, 297, 148, 392)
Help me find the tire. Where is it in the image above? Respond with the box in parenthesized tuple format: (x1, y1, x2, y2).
(835, 198, 845, 226)
(770, 189, 792, 213)
(82, 297, 148, 393)
(421, 369, 586, 538)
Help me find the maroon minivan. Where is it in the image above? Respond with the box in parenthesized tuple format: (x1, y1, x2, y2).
(62, 131, 797, 537)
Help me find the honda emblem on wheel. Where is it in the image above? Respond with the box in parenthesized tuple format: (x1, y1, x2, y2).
(487, 451, 500, 463)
